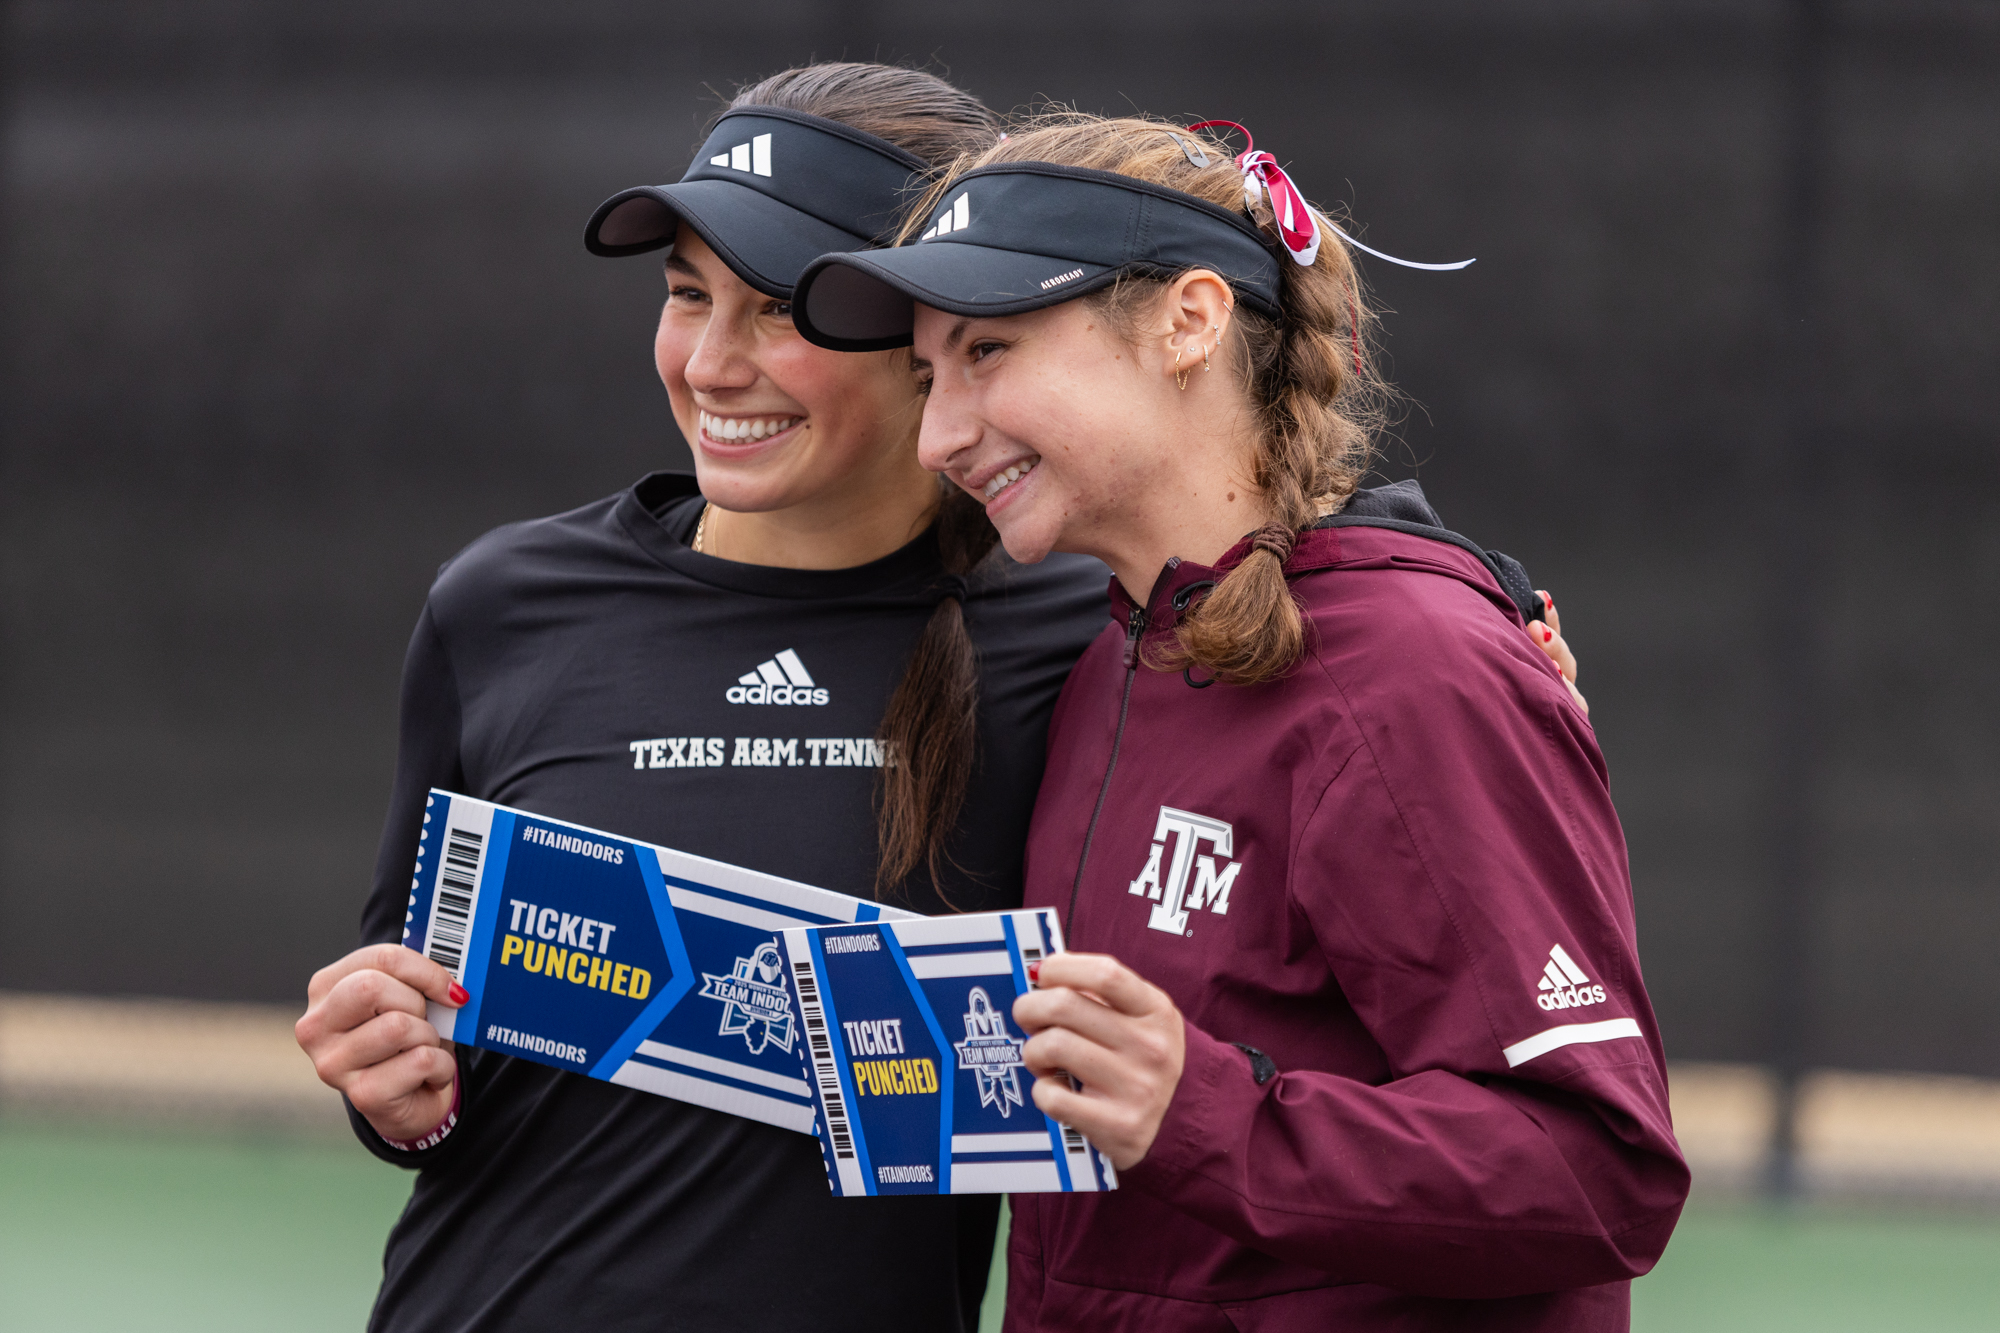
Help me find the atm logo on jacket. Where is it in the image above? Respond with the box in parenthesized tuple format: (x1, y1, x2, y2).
(1127, 806, 1240, 936)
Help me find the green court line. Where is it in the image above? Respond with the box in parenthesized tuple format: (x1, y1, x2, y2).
(5, 1123, 1997, 1333)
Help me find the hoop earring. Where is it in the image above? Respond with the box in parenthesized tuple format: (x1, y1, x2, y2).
(1174, 346, 1191, 391)
(1203, 341, 1214, 373)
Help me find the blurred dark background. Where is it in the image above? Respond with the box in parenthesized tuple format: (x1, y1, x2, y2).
(3, 0, 1995, 1086)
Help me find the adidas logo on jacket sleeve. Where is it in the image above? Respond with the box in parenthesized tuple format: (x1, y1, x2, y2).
(1535, 943, 1605, 1011)
(1500, 942, 1644, 1068)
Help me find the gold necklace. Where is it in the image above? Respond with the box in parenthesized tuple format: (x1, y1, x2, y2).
(693, 502, 714, 554)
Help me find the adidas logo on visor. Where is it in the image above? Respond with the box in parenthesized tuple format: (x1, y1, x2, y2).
(709, 133, 773, 178)
(1535, 943, 1607, 1011)
(726, 649, 829, 705)
(920, 191, 971, 240)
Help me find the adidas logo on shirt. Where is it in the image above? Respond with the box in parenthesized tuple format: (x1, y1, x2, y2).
(726, 649, 830, 706)
(709, 132, 773, 178)
(1535, 943, 1608, 1011)
(920, 192, 971, 240)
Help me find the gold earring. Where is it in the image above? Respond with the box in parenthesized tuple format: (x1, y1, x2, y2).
(1174, 346, 1192, 391)
(1203, 341, 1214, 373)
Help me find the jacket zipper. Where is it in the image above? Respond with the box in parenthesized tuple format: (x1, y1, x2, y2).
(1064, 604, 1147, 940)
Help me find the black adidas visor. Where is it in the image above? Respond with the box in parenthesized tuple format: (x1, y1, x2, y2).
(793, 163, 1284, 352)
(583, 107, 928, 298)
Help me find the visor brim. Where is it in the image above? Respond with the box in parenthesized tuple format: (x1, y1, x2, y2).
(795, 245, 1120, 351)
(584, 180, 868, 299)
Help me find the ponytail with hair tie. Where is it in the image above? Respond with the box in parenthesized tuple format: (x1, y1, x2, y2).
(1143, 521, 1307, 687)
(1147, 518, 1308, 687)
(1250, 523, 1298, 563)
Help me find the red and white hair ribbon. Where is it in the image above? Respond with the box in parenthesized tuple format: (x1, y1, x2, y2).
(1186, 121, 1475, 272)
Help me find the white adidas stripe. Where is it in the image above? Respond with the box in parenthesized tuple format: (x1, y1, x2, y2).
(737, 649, 815, 689)
(1501, 1017, 1643, 1068)
(1537, 942, 1593, 991)
(709, 133, 773, 178)
(774, 649, 814, 686)
(1548, 943, 1590, 985)
(921, 191, 971, 240)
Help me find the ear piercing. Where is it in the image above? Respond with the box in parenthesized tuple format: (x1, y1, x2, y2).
(1175, 341, 1217, 391)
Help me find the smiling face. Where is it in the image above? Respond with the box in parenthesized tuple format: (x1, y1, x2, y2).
(912, 282, 1265, 595)
(912, 300, 1167, 567)
(654, 229, 932, 520)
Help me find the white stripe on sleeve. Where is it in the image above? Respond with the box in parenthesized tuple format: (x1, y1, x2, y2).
(1501, 1017, 1643, 1068)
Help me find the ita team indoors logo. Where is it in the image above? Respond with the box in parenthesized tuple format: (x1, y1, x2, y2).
(953, 987, 1027, 1117)
(699, 942, 797, 1055)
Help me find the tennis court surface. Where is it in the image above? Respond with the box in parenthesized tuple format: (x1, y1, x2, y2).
(4, 1119, 1998, 1333)
(4, 994, 1997, 1330)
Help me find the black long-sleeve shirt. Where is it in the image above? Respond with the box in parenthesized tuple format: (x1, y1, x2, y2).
(352, 471, 1108, 1333)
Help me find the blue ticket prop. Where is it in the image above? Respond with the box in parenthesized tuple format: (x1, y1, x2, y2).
(779, 909, 1118, 1197)
(405, 790, 914, 1135)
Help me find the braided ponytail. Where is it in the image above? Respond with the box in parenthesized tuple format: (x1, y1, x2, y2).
(950, 112, 1392, 685)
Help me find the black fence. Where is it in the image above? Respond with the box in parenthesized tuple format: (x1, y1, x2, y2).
(4, 2, 1996, 1089)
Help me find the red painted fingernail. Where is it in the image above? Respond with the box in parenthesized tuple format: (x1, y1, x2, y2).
(1542, 591, 1554, 610)
(448, 983, 469, 1006)
(1027, 961, 1041, 983)
(1542, 626, 1554, 643)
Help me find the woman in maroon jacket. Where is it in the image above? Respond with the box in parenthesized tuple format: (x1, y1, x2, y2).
(795, 113, 1687, 1330)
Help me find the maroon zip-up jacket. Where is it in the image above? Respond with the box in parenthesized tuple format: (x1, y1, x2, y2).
(1010, 523, 1687, 1332)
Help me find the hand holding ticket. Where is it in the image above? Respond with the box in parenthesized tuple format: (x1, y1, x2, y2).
(404, 790, 911, 1134)
(780, 909, 1118, 1197)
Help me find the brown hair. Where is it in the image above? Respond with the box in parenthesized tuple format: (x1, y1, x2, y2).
(907, 112, 1393, 685)
(728, 64, 1002, 897)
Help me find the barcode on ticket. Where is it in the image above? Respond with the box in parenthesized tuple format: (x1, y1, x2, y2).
(423, 823, 488, 980)
(793, 958, 855, 1160)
